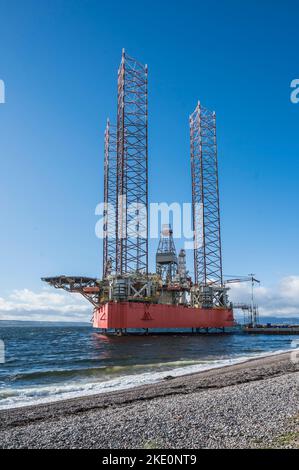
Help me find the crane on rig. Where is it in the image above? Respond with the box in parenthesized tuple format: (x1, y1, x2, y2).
(225, 275, 260, 326)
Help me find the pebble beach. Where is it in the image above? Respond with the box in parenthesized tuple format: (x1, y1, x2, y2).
(0, 351, 298, 449)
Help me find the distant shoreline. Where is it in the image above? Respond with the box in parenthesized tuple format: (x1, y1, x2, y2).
(0, 320, 91, 327)
(1, 351, 298, 449)
(1, 316, 299, 327)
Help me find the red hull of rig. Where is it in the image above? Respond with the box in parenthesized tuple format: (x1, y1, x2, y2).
(93, 302, 235, 330)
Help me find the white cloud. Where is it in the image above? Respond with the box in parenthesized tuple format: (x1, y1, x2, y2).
(0, 288, 91, 322)
(229, 275, 299, 318)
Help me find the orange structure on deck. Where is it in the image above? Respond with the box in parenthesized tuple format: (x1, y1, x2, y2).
(93, 302, 235, 331)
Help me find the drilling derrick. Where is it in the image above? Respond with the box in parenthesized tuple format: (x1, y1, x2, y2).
(156, 225, 190, 306)
(103, 119, 117, 278)
(116, 49, 148, 275)
(156, 225, 178, 284)
(177, 249, 188, 283)
(190, 102, 228, 308)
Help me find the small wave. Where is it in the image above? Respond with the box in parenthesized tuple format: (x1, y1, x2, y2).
(8, 359, 202, 383)
(0, 349, 292, 410)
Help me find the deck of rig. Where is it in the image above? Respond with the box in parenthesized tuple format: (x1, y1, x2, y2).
(42, 50, 236, 334)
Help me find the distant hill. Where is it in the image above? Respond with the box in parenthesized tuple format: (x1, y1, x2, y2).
(234, 314, 299, 325)
(0, 320, 91, 328)
(257, 316, 299, 324)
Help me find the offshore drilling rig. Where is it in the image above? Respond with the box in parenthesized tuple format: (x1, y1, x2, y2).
(42, 50, 235, 333)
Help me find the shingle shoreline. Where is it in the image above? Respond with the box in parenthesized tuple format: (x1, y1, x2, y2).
(0, 351, 298, 448)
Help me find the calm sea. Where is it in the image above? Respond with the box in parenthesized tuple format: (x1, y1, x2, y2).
(0, 319, 298, 409)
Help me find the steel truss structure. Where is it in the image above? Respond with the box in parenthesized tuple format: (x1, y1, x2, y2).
(190, 102, 223, 287)
(156, 225, 178, 284)
(103, 119, 117, 277)
(41, 276, 100, 307)
(116, 49, 148, 275)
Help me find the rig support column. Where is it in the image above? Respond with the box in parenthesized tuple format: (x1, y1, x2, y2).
(103, 119, 118, 278)
(190, 102, 223, 287)
(116, 49, 148, 275)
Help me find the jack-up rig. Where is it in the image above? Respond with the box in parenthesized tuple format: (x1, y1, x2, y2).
(42, 50, 235, 334)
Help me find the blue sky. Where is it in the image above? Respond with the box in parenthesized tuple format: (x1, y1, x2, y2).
(0, 0, 298, 319)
